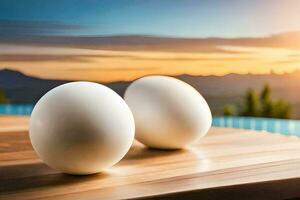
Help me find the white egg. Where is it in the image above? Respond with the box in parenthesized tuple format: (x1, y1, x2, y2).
(29, 82, 135, 175)
(124, 76, 211, 149)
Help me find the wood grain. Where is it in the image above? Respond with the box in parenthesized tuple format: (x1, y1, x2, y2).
(1, 116, 300, 199)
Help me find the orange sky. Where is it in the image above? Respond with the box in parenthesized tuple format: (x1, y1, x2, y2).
(1, 43, 300, 82)
(0, 33, 300, 82)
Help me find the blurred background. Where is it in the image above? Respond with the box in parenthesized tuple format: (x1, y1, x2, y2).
(1, 0, 300, 134)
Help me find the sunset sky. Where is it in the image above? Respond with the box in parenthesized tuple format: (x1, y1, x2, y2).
(1, 0, 300, 82)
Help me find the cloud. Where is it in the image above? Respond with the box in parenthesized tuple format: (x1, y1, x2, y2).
(272, 59, 300, 64)
(2, 32, 300, 53)
(0, 19, 84, 36)
(0, 54, 91, 62)
(68, 67, 160, 71)
(0, 51, 254, 63)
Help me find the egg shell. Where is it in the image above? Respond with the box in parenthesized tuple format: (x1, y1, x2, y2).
(29, 82, 135, 175)
(124, 76, 211, 149)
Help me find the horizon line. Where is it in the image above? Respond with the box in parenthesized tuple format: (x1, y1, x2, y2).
(1, 67, 300, 83)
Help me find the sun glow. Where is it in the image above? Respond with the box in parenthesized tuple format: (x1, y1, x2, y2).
(1, 44, 300, 82)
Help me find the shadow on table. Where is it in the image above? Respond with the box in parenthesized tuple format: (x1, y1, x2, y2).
(124, 144, 187, 161)
(0, 162, 109, 193)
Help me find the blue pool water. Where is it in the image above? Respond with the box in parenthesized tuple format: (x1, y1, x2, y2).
(0, 104, 33, 116)
(1, 104, 300, 136)
(213, 116, 300, 136)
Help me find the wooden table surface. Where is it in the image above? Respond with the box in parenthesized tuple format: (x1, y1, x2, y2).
(2, 116, 300, 199)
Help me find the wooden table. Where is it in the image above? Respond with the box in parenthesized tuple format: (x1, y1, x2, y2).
(2, 116, 300, 199)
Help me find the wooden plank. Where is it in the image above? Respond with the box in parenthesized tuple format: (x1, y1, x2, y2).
(0, 116, 29, 132)
(1, 116, 300, 199)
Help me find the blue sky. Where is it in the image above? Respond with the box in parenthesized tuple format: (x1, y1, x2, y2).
(0, 0, 300, 37)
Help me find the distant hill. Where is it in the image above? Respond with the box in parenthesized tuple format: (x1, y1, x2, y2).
(0, 69, 132, 104)
(1, 69, 300, 118)
(178, 72, 300, 118)
(0, 69, 68, 103)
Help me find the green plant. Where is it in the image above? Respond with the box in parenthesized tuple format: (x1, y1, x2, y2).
(223, 104, 236, 116)
(0, 87, 8, 104)
(240, 89, 260, 117)
(260, 84, 273, 117)
(272, 100, 292, 119)
(226, 84, 292, 119)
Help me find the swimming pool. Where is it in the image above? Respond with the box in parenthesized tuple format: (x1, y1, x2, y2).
(213, 116, 300, 136)
(0, 104, 33, 115)
(0, 104, 299, 136)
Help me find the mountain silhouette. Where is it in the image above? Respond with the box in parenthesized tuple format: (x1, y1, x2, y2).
(0, 69, 132, 103)
(0, 69, 68, 103)
(2, 69, 300, 117)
